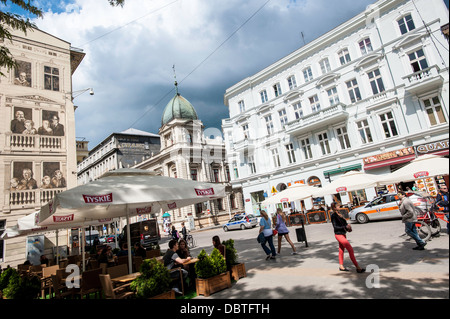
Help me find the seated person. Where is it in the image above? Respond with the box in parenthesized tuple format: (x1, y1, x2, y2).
(212, 235, 226, 259)
(176, 239, 191, 259)
(163, 239, 191, 295)
(117, 243, 134, 257)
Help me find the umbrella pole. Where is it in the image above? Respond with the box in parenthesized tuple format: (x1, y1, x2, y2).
(56, 229, 59, 265)
(82, 228, 86, 272)
(126, 206, 132, 274)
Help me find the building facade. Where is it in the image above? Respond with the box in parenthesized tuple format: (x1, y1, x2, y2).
(0, 28, 84, 266)
(222, 0, 449, 215)
(135, 87, 244, 231)
(76, 128, 161, 185)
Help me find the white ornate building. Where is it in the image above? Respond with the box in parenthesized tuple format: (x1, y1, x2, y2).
(135, 85, 244, 230)
(222, 0, 449, 216)
(0, 28, 84, 266)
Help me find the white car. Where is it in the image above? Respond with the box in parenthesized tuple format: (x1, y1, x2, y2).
(349, 192, 433, 224)
(223, 214, 258, 231)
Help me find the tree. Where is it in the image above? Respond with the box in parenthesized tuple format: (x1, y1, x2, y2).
(0, 0, 42, 76)
(0, 0, 125, 77)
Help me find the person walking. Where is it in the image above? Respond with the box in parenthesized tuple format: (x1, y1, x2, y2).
(330, 202, 365, 273)
(275, 208, 297, 255)
(259, 210, 276, 260)
(397, 191, 427, 250)
(436, 185, 449, 234)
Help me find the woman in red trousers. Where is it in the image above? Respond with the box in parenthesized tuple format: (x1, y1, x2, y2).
(330, 202, 365, 273)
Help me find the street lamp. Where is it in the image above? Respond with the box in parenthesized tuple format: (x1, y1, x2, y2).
(68, 87, 94, 100)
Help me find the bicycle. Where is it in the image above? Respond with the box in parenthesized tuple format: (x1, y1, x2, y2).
(186, 232, 196, 248)
(415, 205, 447, 241)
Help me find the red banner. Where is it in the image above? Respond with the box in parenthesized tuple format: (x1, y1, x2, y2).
(53, 214, 74, 223)
(195, 188, 215, 196)
(82, 193, 113, 204)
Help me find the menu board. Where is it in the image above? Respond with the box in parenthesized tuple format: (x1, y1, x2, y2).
(435, 175, 447, 190)
(415, 178, 438, 197)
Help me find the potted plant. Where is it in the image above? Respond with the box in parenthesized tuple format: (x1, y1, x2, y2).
(223, 239, 246, 281)
(130, 258, 174, 299)
(195, 248, 231, 297)
(1, 268, 41, 299)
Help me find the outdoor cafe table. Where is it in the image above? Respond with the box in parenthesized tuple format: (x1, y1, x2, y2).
(111, 272, 141, 285)
(182, 258, 199, 288)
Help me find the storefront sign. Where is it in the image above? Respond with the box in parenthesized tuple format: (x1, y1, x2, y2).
(415, 139, 449, 155)
(363, 147, 414, 164)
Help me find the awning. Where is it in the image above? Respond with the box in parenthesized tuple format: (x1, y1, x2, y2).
(323, 164, 362, 176)
(364, 154, 416, 170)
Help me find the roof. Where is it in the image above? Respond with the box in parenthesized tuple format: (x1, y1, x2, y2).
(161, 93, 198, 126)
(119, 128, 159, 137)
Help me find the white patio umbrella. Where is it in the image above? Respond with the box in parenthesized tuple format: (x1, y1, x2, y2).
(1, 210, 118, 265)
(261, 183, 321, 206)
(377, 154, 449, 185)
(37, 168, 226, 273)
(313, 170, 381, 197)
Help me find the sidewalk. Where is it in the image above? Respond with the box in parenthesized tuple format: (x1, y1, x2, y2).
(194, 220, 449, 299)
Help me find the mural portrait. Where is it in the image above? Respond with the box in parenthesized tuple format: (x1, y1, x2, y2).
(14, 60, 32, 87)
(12, 162, 38, 190)
(43, 162, 66, 188)
(42, 110, 64, 136)
(11, 107, 33, 134)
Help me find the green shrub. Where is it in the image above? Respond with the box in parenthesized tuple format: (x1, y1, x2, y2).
(130, 258, 171, 298)
(0, 267, 19, 291)
(2, 270, 41, 299)
(195, 248, 226, 279)
(222, 239, 239, 267)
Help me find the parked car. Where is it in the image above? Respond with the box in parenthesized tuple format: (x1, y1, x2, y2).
(99, 235, 107, 244)
(349, 192, 433, 224)
(223, 213, 258, 231)
(107, 235, 118, 243)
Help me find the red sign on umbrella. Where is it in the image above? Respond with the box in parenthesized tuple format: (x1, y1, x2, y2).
(413, 171, 429, 178)
(336, 187, 347, 192)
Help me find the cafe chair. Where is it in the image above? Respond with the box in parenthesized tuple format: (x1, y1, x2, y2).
(99, 263, 108, 274)
(41, 265, 60, 298)
(99, 274, 134, 299)
(51, 274, 74, 299)
(106, 264, 128, 279)
(170, 267, 185, 296)
(73, 268, 103, 299)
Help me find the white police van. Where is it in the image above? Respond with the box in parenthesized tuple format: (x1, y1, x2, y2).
(223, 213, 258, 231)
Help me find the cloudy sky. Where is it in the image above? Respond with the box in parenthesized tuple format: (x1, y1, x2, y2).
(7, 0, 390, 147)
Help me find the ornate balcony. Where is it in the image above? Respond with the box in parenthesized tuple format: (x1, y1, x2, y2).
(402, 65, 443, 95)
(285, 103, 348, 136)
(7, 188, 65, 210)
(5, 133, 65, 153)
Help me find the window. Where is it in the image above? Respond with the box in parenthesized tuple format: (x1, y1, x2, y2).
(242, 124, 250, 139)
(293, 102, 303, 119)
(319, 58, 331, 75)
(346, 79, 362, 103)
(327, 87, 340, 106)
(191, 168, 198, 181)
(44, 66, 60, 91)
(423, 96, 446, 126)
(359, 38, 373, 55)
(285, 143, 296, 164)
(287, 75, 297, 90)
(398, 14, 415, 35)
(271, 148, 281, 168)
(338, 48, 351, 65)
(408, 49, 429, 73)
(300, 138, 313, 160)
(279, 109, 288, 126)
(273, 83, 282, 97)
(233, 161, 239, 179)
(368, 69, 385, 95)
(379, 111, 398, 138)
(303, 67, 313, 82)
(265, 115, 274, 135)
(248, 155, 257, 174)
(213, 168, 220, 182)
(238, 100, 245, 113)
(317, 132, 331, 155)
(356, 119, 373, 144)
(336, 126, 351, 150)
(309, 95, 321, 112)
(260, 90, 268, 103)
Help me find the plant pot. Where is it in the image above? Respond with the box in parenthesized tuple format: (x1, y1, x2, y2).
(195, 271, 231, 297)
(149, 290, 175, 299)
(230, 263, 246, 281)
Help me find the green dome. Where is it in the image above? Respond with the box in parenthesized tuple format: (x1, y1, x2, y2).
(161, 93, 198, 126)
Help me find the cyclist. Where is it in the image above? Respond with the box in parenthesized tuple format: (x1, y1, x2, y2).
(436, 185, 449, 234)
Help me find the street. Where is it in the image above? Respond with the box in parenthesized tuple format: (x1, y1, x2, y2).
(160, 218, 449, 299)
